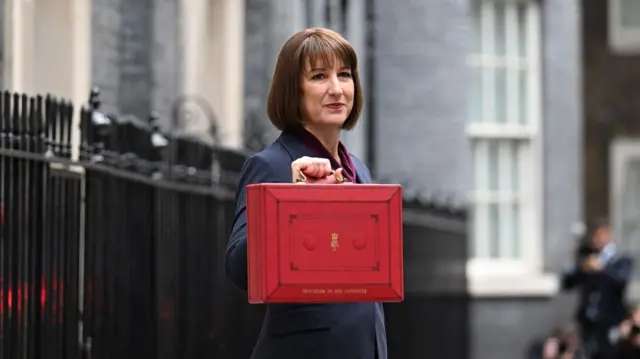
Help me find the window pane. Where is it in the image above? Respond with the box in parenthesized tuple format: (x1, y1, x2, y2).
(472, 140, 484, 190)
(495, 66, 507, 124)
(517, 2, 528, 58)
(473, 139, 489, 191)
(473, 201, 522, 260)
(488, 203, 500, 257)
(498, 202, 521, 258)
(621, 0, 640, 28)
(488, 141, 499, 190)
(512, 140, 522, 192)
(472, 2, 482, 54)
(498, 139, 520, 192)
(472, 202, 490, 257)
(473, 139, 525, 192)
(471, 0, 532, 126)
(469, 66, 483, 123)
(518, 68, 529, 125)
(479, 1, 495, 55)
(472, 139, 527, 259)
(494, 1, 506, 56)
(500, 201, 520, 258)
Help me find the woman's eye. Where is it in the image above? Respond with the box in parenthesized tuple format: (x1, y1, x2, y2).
(312, 73, 325, 80)
(339, 72, 352, 78)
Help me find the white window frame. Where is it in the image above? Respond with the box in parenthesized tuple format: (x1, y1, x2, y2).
(466, 0, 556, 296)
(608, 0, 640, 54)
(610, 139, 640, 300)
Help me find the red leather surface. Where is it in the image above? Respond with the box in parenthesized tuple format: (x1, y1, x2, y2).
(246, 184, 403, 304)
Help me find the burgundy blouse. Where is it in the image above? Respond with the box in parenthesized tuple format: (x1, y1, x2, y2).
(296, 128, 357, 183)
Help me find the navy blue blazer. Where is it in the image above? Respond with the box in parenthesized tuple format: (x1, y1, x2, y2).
(561, 254, 633, 327)
(226, 131, 387, 359)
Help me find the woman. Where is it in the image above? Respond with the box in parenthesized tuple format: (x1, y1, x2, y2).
(225, 28, 386, 359)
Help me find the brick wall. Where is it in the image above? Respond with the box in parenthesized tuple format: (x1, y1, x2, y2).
(371, 0, 471, 195)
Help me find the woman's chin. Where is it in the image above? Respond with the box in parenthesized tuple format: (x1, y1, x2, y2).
(320, 116, 348, 127)
(307, 119, 346, 129)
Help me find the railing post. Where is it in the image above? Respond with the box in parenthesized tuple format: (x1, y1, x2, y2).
(77, 151, 88, 358)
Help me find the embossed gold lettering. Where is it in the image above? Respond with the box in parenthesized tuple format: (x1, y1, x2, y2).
(301, 288, 367, 294)
(301, 289, 327, 294)
(343, 288, 367, 294)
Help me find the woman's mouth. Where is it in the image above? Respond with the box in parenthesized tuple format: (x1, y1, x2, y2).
(326, 103, 345, 110)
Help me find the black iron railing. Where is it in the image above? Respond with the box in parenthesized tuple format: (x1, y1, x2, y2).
(0, 92, 80, 359)
(0, 88, 254, 359)
(0, 88, 469, 359)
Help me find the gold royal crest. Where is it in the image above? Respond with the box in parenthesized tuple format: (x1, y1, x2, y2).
(330, 232, 339, 251)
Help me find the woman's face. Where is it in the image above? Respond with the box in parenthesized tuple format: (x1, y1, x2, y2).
(300, 55, 354, 129)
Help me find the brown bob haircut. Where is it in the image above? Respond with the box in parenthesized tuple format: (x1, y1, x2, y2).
(266, 27, 363, 131)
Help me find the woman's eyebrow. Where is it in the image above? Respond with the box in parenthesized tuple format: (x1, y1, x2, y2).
(308, 65, 350, 72)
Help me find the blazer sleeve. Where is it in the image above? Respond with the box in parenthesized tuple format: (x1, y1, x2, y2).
(225, 153, 281, 291)
(560, 265, 583, 291)
(599, 256, 633, 288)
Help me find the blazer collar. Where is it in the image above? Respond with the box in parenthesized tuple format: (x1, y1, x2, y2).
(354, 160, 372, 184)
(276, 131, 313, 160)
(275, 131, 370, 184)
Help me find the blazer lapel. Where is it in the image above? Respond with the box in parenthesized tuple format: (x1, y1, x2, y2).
(276, 131, 314, 161)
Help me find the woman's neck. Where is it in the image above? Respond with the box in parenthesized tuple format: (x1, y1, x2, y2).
(303, 124, 341, 160)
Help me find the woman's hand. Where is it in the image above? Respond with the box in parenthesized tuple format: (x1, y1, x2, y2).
(291, 156, 348, 184)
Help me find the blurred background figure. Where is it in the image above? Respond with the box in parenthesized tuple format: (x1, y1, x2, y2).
(609, 304, 640, 359)
(545, 323, 584, 359)
(529, 322, 585, 359)
(560, 219, 633, 359)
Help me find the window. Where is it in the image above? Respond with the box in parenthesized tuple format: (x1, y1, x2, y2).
(467, 0, 542, 276)
(611, 139, 640, 299)
(609, 0, 640, 54)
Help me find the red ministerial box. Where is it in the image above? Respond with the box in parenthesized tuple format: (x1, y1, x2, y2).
(246, 184, 404, 304)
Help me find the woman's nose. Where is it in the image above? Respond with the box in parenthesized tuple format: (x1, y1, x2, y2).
(327, 75, 343, 95)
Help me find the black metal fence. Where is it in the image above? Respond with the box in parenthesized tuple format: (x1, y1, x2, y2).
(385, 198, 469, 359)
(0, 89, 469, 359)
(0, 92, 82, 359)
